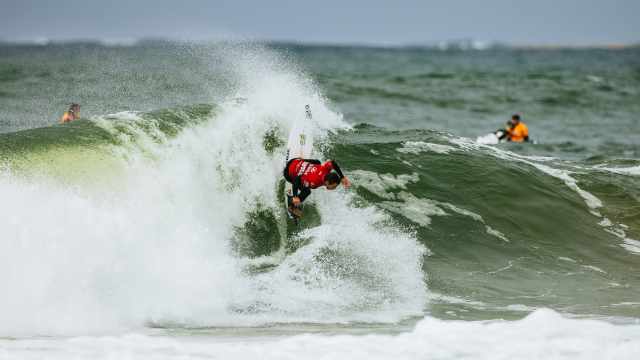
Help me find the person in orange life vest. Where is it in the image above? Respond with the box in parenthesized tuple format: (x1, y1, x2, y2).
(60, 103, 80, 123)
(505, 114, 529, 142)
(283, 158, 351, 207)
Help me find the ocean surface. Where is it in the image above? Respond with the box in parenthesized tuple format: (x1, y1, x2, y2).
(0, 41, 639, 359)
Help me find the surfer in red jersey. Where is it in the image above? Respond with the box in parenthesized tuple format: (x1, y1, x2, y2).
(283, 158, 351, 208)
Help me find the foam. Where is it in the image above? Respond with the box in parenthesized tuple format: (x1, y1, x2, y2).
(379, 193, 447, 226)
(603, 227, 640, 255)
(620, 238, 640, 254)
(3, 309, 639, 360)
(595, 165, 640, 177)
(504, 304, 538, 312)
(582, 265, 607, 274)
(378, 191, 509, 242)
(396, 141, 456, 154)
(488, 260, 515, 275)
(0, 45, 425, 336)
(349, 170, 420, 199)
(531, 162, 603, 210)
(243, 191, 428, 324)
(484, 226, 510, 242)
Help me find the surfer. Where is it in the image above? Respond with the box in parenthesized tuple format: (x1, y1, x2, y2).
(60, 103, 80, 123)
(283, 158, 351, 210)
(504, 114, 529, 142)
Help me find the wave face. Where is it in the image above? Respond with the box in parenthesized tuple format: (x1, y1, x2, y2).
(335, 125, 640, 320)
(0, 42, 639, 355)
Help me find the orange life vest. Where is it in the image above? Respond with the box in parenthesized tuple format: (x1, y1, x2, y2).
(60, 111, 74, 123)
(508, 122, 529, 142)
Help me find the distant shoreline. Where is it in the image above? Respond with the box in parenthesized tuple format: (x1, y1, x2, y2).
(0, 37, 638, 50)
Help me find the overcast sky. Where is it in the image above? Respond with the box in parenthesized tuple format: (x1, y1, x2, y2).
(1, 0, 639, 45)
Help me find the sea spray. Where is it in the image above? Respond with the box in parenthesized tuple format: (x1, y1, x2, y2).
(0, 46, 427, 336)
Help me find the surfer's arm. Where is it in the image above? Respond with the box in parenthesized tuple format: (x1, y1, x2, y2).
(326, 160, 344, 179)
(327, 160, 351, 188)
(292, 176, 311, 203)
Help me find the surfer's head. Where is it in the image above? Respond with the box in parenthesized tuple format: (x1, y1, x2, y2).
(68, 103, 80, 117)
(324, 172, 341, 190)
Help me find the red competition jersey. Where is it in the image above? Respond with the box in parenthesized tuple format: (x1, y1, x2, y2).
(288, 159, 335, 189)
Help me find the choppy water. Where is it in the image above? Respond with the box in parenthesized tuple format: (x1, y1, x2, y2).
(0, 41, 639, 359)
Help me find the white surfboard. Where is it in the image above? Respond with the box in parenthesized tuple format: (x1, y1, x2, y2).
(284, 105, 314, 220)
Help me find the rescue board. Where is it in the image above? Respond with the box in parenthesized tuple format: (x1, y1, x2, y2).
(284, 105, 314, 222)
(476, 129, 536, 145)
(476, 130, 504, 145)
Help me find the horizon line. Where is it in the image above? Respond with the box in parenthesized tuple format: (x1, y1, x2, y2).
(1, 36, 639, 50)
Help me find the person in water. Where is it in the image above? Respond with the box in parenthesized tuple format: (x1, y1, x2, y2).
(60, 103, 80, 123)
(283, 158, 351, 212)
(506, 114, 529, 142)
(497, 114, 529, 142)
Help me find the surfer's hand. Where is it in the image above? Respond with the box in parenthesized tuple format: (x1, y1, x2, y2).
(292, 197, 301, 206)
(341, 177, 351, 189)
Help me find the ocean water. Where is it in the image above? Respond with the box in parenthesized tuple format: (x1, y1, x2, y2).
(0, 41, 639, 359)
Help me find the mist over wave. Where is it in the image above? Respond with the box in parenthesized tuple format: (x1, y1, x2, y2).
(0, 45, 427, 336)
